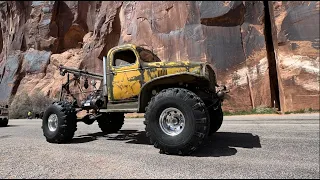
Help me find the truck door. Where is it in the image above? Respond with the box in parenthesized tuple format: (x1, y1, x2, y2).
(108, 48, 142, 102)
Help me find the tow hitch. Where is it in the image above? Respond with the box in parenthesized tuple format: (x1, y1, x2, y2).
(216, 85, 229, 101)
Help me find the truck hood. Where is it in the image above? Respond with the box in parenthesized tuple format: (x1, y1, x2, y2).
(143, 61, 205, 68)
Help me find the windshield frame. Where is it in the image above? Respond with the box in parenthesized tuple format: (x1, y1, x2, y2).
(136, 46, 161, 63)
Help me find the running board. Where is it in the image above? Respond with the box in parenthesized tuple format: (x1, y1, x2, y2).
(99, 108, 138, 113)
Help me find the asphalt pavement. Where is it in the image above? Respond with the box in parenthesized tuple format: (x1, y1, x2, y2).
(0, 113, 319, 179)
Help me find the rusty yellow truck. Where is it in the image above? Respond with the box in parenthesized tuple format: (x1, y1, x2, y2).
(42, 44, 228, 155)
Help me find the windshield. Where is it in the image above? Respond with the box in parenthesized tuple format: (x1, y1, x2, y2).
(136, 47, 161, 63)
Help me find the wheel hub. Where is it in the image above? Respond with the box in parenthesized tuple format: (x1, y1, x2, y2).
(48, 114, 58, 132)
(159, 107, 185, 136)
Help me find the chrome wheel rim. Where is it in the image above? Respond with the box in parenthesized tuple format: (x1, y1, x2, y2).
(159, 107, 185, 136)
(48, 114, 58, 132)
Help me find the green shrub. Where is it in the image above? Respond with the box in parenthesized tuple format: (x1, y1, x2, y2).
(224, 107, 278, 116)
(30, 90, 55, 116)
(9, 92, 33, 119)
(284, 108, 319, 114)
(9, 90, 55, 119)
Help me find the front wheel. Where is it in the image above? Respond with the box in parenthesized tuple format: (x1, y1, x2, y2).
(144, 88, 210, 155)
(42, 101, 77, 143)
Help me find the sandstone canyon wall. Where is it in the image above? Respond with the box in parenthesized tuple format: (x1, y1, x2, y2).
(0, 1, 318, 112)
(272, 1, 319, 111)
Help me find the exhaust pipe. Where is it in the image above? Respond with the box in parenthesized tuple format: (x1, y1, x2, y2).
(103, 56, 108, 97)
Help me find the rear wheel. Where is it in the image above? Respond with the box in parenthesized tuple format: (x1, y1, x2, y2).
(97, 113, 125, 134)
(144, 88, 210, 155)
(42, 101, 77, 143)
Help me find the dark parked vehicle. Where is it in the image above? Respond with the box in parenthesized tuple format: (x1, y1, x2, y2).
(0, 105, 9, 127)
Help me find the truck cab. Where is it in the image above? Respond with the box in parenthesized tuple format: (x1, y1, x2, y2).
(102, 44, 220, 113)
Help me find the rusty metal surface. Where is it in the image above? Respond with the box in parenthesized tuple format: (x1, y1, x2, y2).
(105, 44, 207, 102)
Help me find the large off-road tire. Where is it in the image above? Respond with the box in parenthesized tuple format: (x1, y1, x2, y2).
(42, 101, 77, 143)
(144, 88, 210, 155)
(97, 113, 124, 134)
(0, 118, 8, 127)
(208, 105, 223, 135)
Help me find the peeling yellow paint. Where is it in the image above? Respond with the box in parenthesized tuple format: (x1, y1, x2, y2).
(113, 69, 141, 100)
(111, 65, 202, 101)
(106, 44, 203, 101)
(111, 55, 141, 100)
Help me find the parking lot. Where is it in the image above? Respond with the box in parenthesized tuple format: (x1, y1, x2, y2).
(0, 114, 319, 179)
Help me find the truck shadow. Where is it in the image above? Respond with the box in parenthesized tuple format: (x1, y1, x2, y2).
(0, 125, 20, 128)
(192, 132, 261, 157)
(73, 130, 261, 157)
(6, 125, 20, 127)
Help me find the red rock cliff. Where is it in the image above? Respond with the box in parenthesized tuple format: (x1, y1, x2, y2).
(0, 1, 318, 112)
